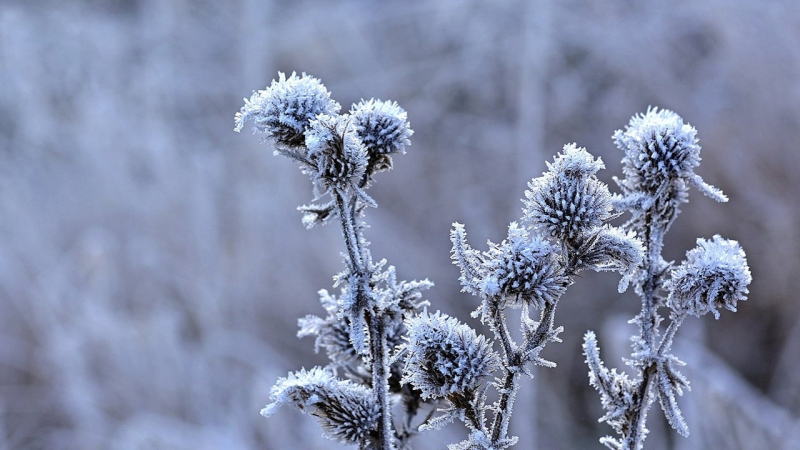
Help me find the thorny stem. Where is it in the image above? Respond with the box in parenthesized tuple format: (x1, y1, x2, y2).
(334, 189, 394, 450)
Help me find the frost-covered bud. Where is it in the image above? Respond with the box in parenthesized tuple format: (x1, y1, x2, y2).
(350, 99, 413, 155)
(234, 72, 341, 147)
(304, 114, 368, 192)
(613, 107, 726, 203)
(262, 367, 379, 446)
(579, 225, 644, 292)
(523, 144, 613, 242)
(480, 222, 568, 309)
(402, 311, 500, 400)
(666, 235, 751, 319)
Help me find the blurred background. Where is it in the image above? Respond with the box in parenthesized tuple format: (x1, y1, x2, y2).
(1, 0, 799, 449)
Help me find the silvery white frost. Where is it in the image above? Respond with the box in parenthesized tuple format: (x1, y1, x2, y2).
(235, 75, 751, 450)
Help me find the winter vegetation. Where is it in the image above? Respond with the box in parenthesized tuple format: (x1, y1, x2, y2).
(235, 73, 751, 449)
(3, 1, 800, 449)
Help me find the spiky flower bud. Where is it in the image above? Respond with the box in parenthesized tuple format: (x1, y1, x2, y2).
(304, 114, 368, 193)
(234, 72, 341, 147)
(523, 144, 613, 242)
(613, 107, 727, 204)
(350, 99, 413, 155)
(262, 367, 379, 446)
(402, 311, 500, 400)
(481, 222, 568, 309)
(666, 235, 751, 319)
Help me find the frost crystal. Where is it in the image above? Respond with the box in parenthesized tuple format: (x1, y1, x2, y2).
(304, 114, 368, 194)
(402, 311, 500, 400)
(523, 144, 612, 242)
(666, 235, 751, 319)
(234, 72, 341, 147)
(262, 367, 379, 446)
(350, 99, 413, 156)
(480, 222, 568, 310)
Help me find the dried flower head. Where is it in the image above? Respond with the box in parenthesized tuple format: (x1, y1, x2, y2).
(613, 107, 727, 205)
(350, 99, 413, 155)
(234, 72, 341, 147)
(666, 235, 751, 319)
(523, 144, 613, 242)
(262, 367, 379, 446)
(402, 311, 500, 400)
(304, 114, 368, 194)
(480, 222, 568, 309)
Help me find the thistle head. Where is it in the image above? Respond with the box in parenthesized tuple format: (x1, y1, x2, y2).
(234, 72, 341, 147)
(613, 107, 727, 209)
(666, 235, 751, 319)
(480, 222, 568, 309)
(350, 99, 413, 156)
(402, 311, 500, 400)
(262, 367, 379, 446)
(523, 144, 613, 243)
(304, 114, 368, 194)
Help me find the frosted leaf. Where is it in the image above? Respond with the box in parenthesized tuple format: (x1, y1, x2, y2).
(234, 72, 340, 147)
(583, 332, 638, 439)
(577, 225, 644, 292)
(297, 290, 361, 368)
(480, 222, 568, 310)
(262, 367, 380, 446)
(350, 99, 413, 156)
(402, 311, 500, 400)
(666, 235, 751, 319)
(523, 144, 613, 242)
(655, 357, 690, 437)
(450, 223, 486, 297)
(304, 114, 368, 196)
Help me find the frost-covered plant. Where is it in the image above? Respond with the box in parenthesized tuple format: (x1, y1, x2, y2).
(236, 77, 750, 450)
(236, 72, 432, 450)
(399, 144, 642, 450)
(583, 108, 752, 450)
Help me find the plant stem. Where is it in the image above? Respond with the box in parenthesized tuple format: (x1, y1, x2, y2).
(627, 211, 662, 449)
(334, 189, 393, 450)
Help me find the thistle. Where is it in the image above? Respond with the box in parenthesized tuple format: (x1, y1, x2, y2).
(583, 108, 751, 450)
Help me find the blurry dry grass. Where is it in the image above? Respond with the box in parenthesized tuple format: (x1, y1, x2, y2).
(0, 0, 798, 448)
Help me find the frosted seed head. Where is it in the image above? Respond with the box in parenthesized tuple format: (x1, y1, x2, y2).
(402, 311, 500, 400)
(350, 99, 413, 156)
(666, 235, 751, 319)
(614, 107, 700, 192)
(523, 144, 613, 242)
(480, 222, 568, 309)
(234, 72, 341, 147)
(262, 367, 379, 446)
